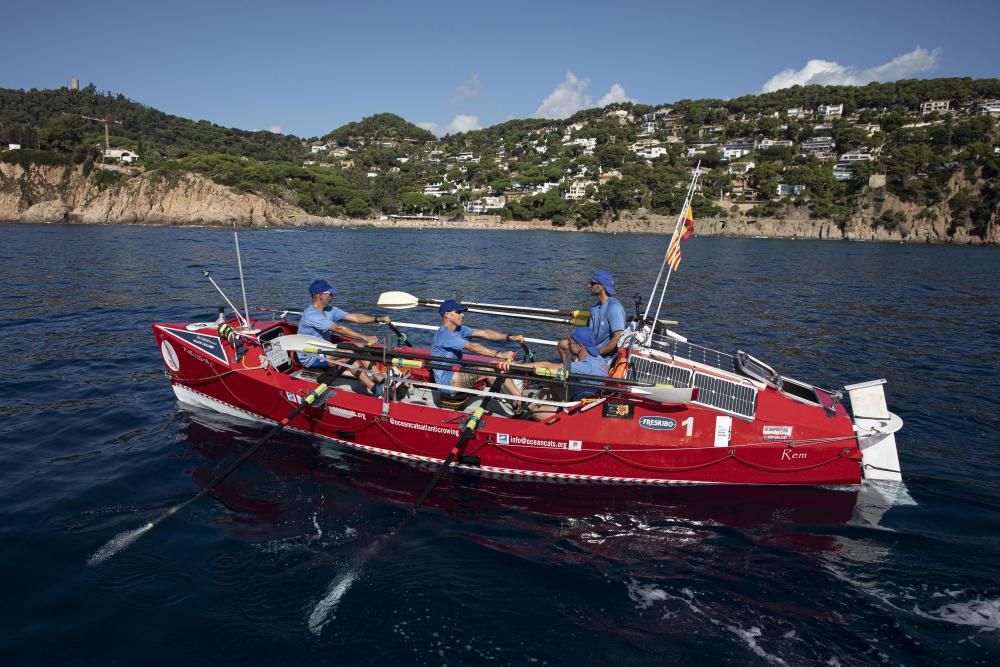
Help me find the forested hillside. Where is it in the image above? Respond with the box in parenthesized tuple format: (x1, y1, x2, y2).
(2, 78, 998, 240)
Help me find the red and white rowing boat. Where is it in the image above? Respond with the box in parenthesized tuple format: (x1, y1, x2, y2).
(151, 309, 902, 487)
(152, 170, 902, 489)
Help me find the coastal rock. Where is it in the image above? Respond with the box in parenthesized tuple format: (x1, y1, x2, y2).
(1, 163, 995, 244)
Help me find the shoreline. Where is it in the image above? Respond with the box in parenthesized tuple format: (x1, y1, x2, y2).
(3, 215, 996, 246)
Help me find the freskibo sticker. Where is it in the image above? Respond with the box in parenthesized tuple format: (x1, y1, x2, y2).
(639, 416, 677, 431)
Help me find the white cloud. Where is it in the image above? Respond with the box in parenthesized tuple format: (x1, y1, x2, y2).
(535, 73, 636, 118)
(454, 74, 481, 102)
(446, 114, 481, 134)
(417, 115, 482, 138)
(535, 71, 592, 119)
(761, 47, 940, 93)
(268, 124, 283, 134)
(598, 83, 635, 106)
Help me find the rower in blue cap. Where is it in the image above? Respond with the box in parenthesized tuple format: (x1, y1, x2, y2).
(559, 269, 626, 364)
(504, 326, 609, 421)
(432, 298, 526, 404)
(297, 278, 394, 396)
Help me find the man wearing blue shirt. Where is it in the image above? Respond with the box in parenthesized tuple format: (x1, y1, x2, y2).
(509, 327, 609, 421)
(559, 269, 626, 364)
(297, 279, 392, 395)
(432, 299, 525, 400)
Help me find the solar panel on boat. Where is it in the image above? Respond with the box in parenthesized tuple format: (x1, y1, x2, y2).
(629, 355, 694, 388)
(692, 372, 757, 420)
(647, 336, 738, 374)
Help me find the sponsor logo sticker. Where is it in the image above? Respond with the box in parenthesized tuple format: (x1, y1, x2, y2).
(763, 425, 793, 440)
(639, 416, 677, 431)
(602, 402, 634, 419)
(568, 440, 582, 451)
(496, 433, 510, 445)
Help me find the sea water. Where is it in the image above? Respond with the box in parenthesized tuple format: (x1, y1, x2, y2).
(1, 223, 998, 664)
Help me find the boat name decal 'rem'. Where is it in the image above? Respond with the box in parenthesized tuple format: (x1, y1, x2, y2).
(639, 416, 677, 431)
(781, 449, 807, 461)
(388, 417, 460, 437)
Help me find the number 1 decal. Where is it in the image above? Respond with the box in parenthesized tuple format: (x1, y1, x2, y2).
(681, 416, 694, 437)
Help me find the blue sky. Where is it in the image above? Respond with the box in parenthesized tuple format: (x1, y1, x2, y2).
(4, 0, 999, 138)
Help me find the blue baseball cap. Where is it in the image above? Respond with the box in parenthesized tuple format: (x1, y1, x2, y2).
(309, 279, 336, 296)
(438, 298, 468, 315)
(571, 327, 601, 357)
(591, 269, 616, 295)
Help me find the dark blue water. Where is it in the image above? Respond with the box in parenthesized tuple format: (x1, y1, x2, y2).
(2, 223, 999, 665)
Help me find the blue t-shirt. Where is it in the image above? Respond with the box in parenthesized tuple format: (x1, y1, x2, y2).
(431, 324, 474, 389)
(569, 355, 609, 401)
(296, 304, 347, 366)
(588, 297, 626, 360)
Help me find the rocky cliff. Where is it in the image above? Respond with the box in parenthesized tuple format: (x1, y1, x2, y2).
(1, 163, 996, 244)
(0, 163, 335, 227)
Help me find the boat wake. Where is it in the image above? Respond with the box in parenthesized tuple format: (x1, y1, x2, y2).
(87, 522, 153, 565)
(307, 569, 357, 635)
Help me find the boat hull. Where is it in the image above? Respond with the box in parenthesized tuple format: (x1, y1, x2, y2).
(154, 320, 865, 486)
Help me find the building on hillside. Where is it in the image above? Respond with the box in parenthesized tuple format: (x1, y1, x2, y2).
(921, 99, 951, 114)
(604, 109, 633, 125)
(800, 137, 836, 156)
(103, 148, 139, 163)
(7, 143, 21, 151)
(756, 139, 793, 150)
(728, 161, 755, 175)
(817, 103, 844, 117)
(838, 151, 874, 164)
(977, 100, 1000, 116)
(787, 107, 806, 119)
(636, 146, 668, 159)
(598, 169, 622, 183)
(832, 164, 854, 181)
(565, 180, 592, 201)
(776, 183, 805, 197)
(728, 176, 758, 200)
(721, 146, 752, 160)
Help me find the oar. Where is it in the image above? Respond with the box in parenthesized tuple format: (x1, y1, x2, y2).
(88, 374, 336, 565)
(390, 320, 558, 347)
(378, 291, 588, 318)
(275, 336, 694, 404)
(377, 291, 589, 326)
(307, 376, 505, 635)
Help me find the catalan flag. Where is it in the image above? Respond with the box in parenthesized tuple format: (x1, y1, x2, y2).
(666, 234, 682, 271)
(680, 205, 695, 241)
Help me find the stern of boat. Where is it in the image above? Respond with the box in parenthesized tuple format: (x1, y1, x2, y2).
(845, 379, 903, 482)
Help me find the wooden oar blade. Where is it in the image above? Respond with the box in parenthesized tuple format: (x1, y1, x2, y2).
(377, 291, 423, 309)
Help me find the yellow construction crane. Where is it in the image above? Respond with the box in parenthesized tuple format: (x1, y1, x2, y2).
(63, 112, 121, 149)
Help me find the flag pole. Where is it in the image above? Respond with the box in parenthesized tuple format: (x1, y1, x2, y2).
(645, 164, 700, 326)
